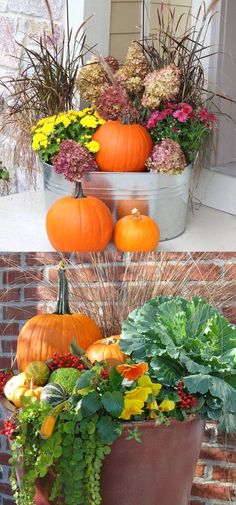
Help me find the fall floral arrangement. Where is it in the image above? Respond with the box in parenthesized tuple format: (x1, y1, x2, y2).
(1, 295, 236, 505)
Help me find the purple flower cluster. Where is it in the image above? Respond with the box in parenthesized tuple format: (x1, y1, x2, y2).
(53, 140, 98, 182)
(95, 84, 138, 122)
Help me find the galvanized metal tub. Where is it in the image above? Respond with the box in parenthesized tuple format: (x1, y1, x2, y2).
(44, 163, 192, 241)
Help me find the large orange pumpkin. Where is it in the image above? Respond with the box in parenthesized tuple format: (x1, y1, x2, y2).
(46, 182, 113, 252)
(17, 263, 102, 371)
(85, 335, 126, 367)
(93, 121, 153, 172)
(114, 208, 160, 252)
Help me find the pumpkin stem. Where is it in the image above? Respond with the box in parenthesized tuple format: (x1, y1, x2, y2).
(74, 181, 85, 199)
(131, 208, 142, 220)
(30, 378, 34, 391)
(123, 114, 131, 125)
(55, 262, 71, 315)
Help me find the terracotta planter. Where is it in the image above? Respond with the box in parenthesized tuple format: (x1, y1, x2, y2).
(34, 417, 204, 505)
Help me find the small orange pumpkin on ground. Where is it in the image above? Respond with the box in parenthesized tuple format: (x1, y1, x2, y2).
(116, 199, 149, 220)
(114, 208, 160, 252)
(17, 262, 102, 371)
(93, 121, 153, 172)
(46, 182, 113, 252)
(85, 335, 126, 367)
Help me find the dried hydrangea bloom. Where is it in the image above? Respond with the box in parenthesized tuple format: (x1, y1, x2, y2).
(76, 56, 119, 104)
(116, 41, 149, 94)
(53, 139, 98, 182)
(142, 65, 181, 110)
(147, 139, 187, 174)
(95, 84, 138, 122)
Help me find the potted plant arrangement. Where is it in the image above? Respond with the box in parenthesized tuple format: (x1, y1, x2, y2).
(1, 286, 236, 505)
(29, 2, 221, 242)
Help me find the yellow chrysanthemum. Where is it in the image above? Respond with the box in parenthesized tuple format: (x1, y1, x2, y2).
(138, 376, 162, 396)
(159, 400, 175, 412)
(32, 133, 49, 150)
(85, 140, 100, 153)
(80, 115, 98, 129)
(124, 387, 151, 403)
(120, 399, 145, 420)
(41, 122, 55, 135)
(55, 115, 71, 128)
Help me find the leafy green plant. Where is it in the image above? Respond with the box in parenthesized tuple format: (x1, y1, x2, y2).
(120, 296, 236, 432)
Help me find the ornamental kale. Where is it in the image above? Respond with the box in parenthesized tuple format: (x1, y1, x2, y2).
(120, 296, 236, 432)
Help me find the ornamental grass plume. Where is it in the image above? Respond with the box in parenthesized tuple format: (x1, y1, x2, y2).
(53, 139, 98, 182)
(95, 84, 138, 122)
(142, 65, 181, 110)
(76, 56, 119, 104)
(116, 41, 149, 94)
(147, 139, 187, 174)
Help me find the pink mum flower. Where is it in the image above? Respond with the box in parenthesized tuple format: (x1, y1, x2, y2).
(172, 109, 189, 123)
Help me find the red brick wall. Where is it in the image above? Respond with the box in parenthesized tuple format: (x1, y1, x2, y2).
(0, 252, 236, 505)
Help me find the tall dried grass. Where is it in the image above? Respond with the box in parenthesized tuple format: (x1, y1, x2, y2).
(1, 252, 235, 339)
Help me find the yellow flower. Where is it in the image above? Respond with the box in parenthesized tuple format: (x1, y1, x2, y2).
(124, 387, 151, 403)
(41, 122, 55, 135)
(138, 376, 162, 396)
(85, 140, 100, 153)
(159, 399, 175, 412)
(80, 115, 98, 129)
(120, 399, 144, 420)
(55, 114, 71, 128)
(32, 133, 49, 150)
(147, 400, 159, 411)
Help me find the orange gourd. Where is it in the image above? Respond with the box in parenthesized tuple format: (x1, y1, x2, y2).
(85, 335, 126, 367)
(114, 208, 160, 252)
(17, 262, 102, 371)
(93, 121, 153, 172)
(46, 182, 113, 252)
(12, 380, 43, 407)
(116, 199, 149, 220)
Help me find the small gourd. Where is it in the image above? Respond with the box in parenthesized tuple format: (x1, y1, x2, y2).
(114, 208, 160, 252)
(40, 383, 69, 406)
(25, 361, 50, 386)
(12, 379, 42, 407)
(4, 372, 27, 403)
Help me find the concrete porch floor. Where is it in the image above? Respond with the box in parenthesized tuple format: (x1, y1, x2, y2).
(0, 189, 235, 252)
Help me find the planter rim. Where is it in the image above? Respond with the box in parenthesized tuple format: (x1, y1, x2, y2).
(120, 415, 202, 430)
(44, 162, 192, 179)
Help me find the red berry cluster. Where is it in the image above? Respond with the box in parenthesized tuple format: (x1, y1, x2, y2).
(100, 368, 109, 381)
(48, 352, 86, 372)
(177, 380, 197, 410)
(0, 420, 16, 440)
(0, 370, 13, 396)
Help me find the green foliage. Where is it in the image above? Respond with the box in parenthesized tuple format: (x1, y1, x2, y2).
(149, 115, 211, 164)
(0, 161, 9, 182)
(120, 296, 236, 432)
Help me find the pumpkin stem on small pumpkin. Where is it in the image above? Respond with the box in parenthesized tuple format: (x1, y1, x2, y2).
(74, 181, 85, 199)
(30, 378, 34, 391)
(131, 208, 142, 220)
(55, 264, 71, 315)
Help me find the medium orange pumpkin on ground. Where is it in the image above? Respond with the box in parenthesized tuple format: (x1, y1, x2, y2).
(114, 208, 160, 252)
(85, 336, 126, 367)
(46, 182, 113, 252)
(93, 121, 153, 172)
(17, 262, 102, 371)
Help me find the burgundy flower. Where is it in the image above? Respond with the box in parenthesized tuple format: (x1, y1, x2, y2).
(53, 140, 98, 182)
